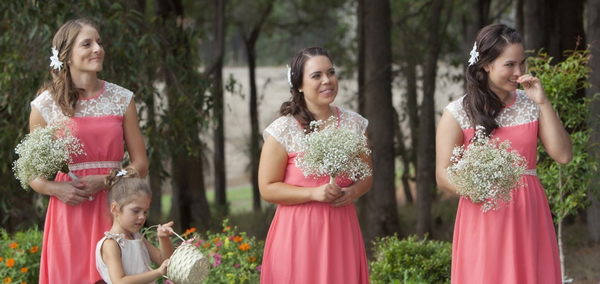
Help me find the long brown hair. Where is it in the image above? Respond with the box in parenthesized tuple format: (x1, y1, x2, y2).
(463, 23, 522, 136)
(37, 19, 99, 117)
(280, 47, 332, 132)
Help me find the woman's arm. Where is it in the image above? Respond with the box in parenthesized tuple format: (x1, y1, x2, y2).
(101, 239, 166, 284)
(435, 110, 464, 196)
(123, 98, 148, 177)
(258, 135, 343, 205)
(28, 106, 90, 205)
(331, 137, 373, 207)
(519, 75, 572, 164)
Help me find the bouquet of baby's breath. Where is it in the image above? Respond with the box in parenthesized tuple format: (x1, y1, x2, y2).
(446, 126, 528, 212)
(295, 116, 372, 184)
(13, 119, 84, 190)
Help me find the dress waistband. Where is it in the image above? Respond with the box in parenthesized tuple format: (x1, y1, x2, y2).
(69, 161, 121, 171)
(523, 169, 537, 176)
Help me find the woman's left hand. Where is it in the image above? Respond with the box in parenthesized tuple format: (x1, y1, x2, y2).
(331, 188, 354, 207)
(517, 74, 550, 105)
(76, 174, 107, 199)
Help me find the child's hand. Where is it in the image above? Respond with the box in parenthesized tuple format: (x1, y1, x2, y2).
(157, 259, 169, 275)
(157, 221, 174, 238)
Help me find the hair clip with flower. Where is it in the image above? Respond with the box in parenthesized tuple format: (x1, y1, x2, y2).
(50, 46, 64, 71)
(116, 169, 128, 177)
(287, 64, 293, 88)
(468, 42, 479, 66)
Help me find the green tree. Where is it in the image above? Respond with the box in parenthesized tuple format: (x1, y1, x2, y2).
(528, 45, 598, 281)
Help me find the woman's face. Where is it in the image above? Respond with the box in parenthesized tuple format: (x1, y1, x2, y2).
(69, 25, 104, 74)
(484, 43, 526, 98)
(299, 55, 338, 110)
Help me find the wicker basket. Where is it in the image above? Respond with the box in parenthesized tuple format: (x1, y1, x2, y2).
(167, 239, 211, 284)
(142, 226, 210, 284)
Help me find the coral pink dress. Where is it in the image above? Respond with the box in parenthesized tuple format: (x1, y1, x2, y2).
(260, 107, 370, 284)
(31, 81, 133, 283)
(446, 90, 561, 284)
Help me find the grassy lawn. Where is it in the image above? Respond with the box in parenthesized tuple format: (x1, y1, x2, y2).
(161, 186, 255, 218)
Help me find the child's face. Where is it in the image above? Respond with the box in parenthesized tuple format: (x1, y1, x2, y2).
(115, 194, 151, 234)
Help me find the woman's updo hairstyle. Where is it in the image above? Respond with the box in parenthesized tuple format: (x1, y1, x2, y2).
(104, 166, 152, 212)
(464, 23, 522, 136)
(280, 47, 332, 132)
(37, 18, 99, 117)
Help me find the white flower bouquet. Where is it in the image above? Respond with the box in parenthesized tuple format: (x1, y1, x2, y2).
(295, 116, 372, 184)
(13, 119, 85, 190)
(446, 126, 528, 212)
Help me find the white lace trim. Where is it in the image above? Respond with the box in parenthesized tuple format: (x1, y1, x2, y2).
(523, 169, 537, 176)
(263, 107, 369, 153)
(30, 81, 133, 124)
(69, 161, 121, 171)
(446, 90, 539, 130)
(104, 232, 127, 247)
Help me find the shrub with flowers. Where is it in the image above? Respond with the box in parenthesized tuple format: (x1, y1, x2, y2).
(158, 220, 263, 284)
(446, 126, 528, 212)
(0, 227, 43, 284)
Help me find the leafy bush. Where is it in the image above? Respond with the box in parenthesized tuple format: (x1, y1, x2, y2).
(370, 234, 451, 284)
(0, 227, 43, 284)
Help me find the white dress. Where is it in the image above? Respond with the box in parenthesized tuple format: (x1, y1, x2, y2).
(95, 232, 156, 284)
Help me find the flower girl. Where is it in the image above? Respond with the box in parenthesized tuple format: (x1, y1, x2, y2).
(96, 167, 173, 284)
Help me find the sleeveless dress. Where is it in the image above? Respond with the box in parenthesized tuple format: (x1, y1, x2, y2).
(31, 81, 133, 283)
(95, 232, 155, 284)
(260, 107, 370, 284)
(446, 90, 561, 283)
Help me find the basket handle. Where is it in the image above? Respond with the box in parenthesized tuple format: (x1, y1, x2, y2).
(140, 224, 186, 280)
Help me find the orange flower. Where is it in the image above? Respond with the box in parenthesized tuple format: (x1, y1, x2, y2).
(203, 242, 210, 249)
(233, 235, 243, 243)
(0, 257, 3, 261)
(3, 276, 11, 283)
(214, 237, 220, 243)
(222, 226, 231, 232)
(29, 246, 38, 253)
(6, 258, 15, 268)
(238, 243, 250, 251)
(21, 267, 28, 273)
(8, 243, 18, 249)
(249, 256, 256, 262)
(183, 228, 196, 237)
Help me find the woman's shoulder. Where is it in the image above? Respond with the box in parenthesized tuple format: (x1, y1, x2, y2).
(338, 107, 368, 133)
(103, 81, 134, 99)
(263, 114, 303, 153)
(444, 95, 470, 129)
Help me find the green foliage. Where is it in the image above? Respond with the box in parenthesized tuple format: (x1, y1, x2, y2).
(369, 234, 451, 284)
(527, 46, 599, 224)
(0, 227, 43, 284)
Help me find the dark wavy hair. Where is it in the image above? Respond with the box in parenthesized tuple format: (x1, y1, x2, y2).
(279, 47, 332, 132)
(464, 23, 522, 136)
(37, 19, 99, 117)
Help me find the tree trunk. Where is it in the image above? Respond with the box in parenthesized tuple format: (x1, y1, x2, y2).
(416, 0, 448, 237)
(586, 0, 600, 246)
(363, 0, 401, 253)
(213, 0, 228, 215)
(524, 0, 549, 52)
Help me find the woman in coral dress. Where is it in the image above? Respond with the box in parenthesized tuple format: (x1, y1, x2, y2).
(258, 47, 372, 284)
(29, 19, 147, 283)
(436, 24, 572, 284)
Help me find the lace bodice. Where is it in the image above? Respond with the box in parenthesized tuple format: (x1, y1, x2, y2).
(263, 107, 369, 153)
(31, 81, 133, 124)
(446, 90, 539, 130)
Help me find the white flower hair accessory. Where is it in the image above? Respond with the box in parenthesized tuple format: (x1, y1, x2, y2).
(49, 46, 64, 71)
(287, 64, 293, 88)
(468, 42, 479, 66)
(116, 169, 128, 177)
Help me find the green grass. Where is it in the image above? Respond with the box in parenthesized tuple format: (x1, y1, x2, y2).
(161, 186, 255, 218)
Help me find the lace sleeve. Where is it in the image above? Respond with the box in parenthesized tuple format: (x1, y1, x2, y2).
(338, 108, 368, 135)
(445, 96, 471, 130)
(263, 115, 305, 153)
(30, 91, 67, 124)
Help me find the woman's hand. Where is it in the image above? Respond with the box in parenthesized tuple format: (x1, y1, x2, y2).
(157, 221, 174, 238)
(312, 183, 343, 203)
(75, 174, 107, 199)
(518, 74, 549, 106)
(331, 187, 354, 207)
(51, 180, 89, 206)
